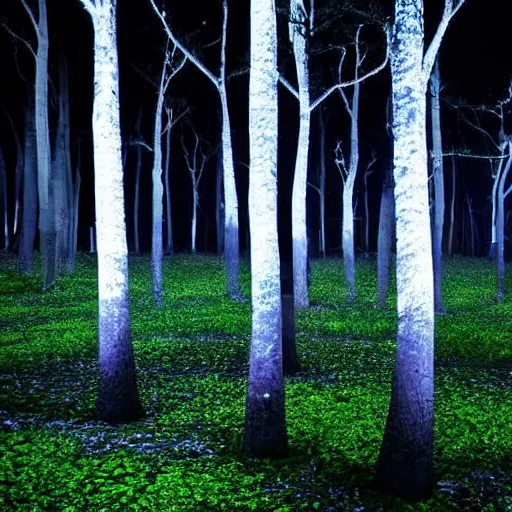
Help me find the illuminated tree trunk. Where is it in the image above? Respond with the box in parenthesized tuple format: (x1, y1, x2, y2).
(243, 0, 288, 458)
(79, 0, 142, 423)
(377, 165, 394, 306)
(18, 100, 38, 274)
(374, 0, 465, 499)
(429, 58, 445, 314)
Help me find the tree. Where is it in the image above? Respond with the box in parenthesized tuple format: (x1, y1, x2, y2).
(149, 0, 243, 300)
(18, 97, 38, 274)
(243, 0, 288, 458)
(150, 45, 186, 307)
(181, 122, 209, 255)
(377, 164, 394, 306)
(282, 4, 389, 308)
(429, 57, 446, 314)
(18, 0, 56, 290)
(78, 0, 142, 423)
(373, 0, 465, 500)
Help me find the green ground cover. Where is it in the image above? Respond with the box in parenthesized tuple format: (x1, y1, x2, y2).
(0, 253, 511, 511)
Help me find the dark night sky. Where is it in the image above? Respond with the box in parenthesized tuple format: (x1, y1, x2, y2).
(0, 0, 510, 254)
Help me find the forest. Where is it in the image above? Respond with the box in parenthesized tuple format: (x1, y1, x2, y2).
(0, 0, 511, 510)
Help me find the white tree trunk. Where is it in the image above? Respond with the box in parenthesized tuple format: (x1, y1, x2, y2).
(133, 109, 142, 254)
(191, 179, 198, 253)
(34, 0, 56, 290)
(164, 109, 173, 255)
(377, 165, 395, 306)
(151, 53, 167, 308)
(243, 0, 288, 459)
(318, 108, 326, 257)
(0, 146, 8, 251)
(80, 0, 141, 423)
(496, 142, 512, 301)
(374, 0, 443, 499)
(220, 89, 241, 298)
(290, 0, 311, 309)
(448, 155, 456, 256)
(429, 57, 445, 314)
(18, 100, 38, 274)
(216, 148, 224, 256)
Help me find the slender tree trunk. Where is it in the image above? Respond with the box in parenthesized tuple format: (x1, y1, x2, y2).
(243, 0, 288, 458)
(364, 167, 370, 254)
(35, 0, 56, 291)
(290, 0, 311, 309)
(134, 108, 142, 255)
(0, 146, 8, 251)
(220, 89, 241, 298)
(341, 29, 362, 302)
(496, 143, 512, 302)
(430, 58, 445, 314)
(466, 187, 475, 257)
(318, 108, 326, 258)
(81, 0, 142, 423)
(447, 155, 456, 256)
(374, 0, 441, 499)
(191, 181, 198, 253)
(18, 101, 38, 274)
(151, 52, 167, 308)
(377, 165, 394, 306)
(216, 148, 224, 256)
(53, 55, 71, 274)
(164, 109, 173, 255)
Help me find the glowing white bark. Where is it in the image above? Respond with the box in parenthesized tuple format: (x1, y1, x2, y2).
(79, 0, 141, 422)
(374, 0, 465, 500)
(243, 0, 288, 458)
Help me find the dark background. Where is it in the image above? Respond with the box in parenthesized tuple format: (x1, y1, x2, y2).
(0, 0, 510, 256)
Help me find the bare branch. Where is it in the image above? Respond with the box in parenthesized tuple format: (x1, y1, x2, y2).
(278, 74, 299, 99)
(1, 23, 36, 59)
(307, 181, 320, 194)
(128, 138, 153, 152)
(19, 0, 40, 39)
(422, 0, 466, 82)
(310, 25, 389, 112)
(148, 0, 220, 89)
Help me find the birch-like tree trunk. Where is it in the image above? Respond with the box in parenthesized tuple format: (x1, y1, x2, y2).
(447, 155, 456, 256)
(151, 55, 167, 307)
(79, 0, 142, 423)
(133, 108, 142, 255)
(27, 0, 57, 290)
(18, 100, 38, 274)
(0, 146, 8, 251)
(318, 108, 326, 258)
(53, 55, 72, 274)
(182, 126, 207, 256)
(66, 139, 81, 274)
(496, 142, 512, 301)
(289, 0, 311, 308)
(164, 107, 173, 255)
(373, 0, 465, 500)
(377, 164, 394, 306)
(216, 148, 224, 256)
(429, 58, 445, 314)
(149, 0, 242, 299)
(243, 0, 288, 458)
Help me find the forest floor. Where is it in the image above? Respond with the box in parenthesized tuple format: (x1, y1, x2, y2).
(0, 253, 511, 511)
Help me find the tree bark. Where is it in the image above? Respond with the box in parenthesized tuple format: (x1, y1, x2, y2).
(373, 0, 451, 499)
(377, 164, 394, 307)
(243, 0, 288, 458)
(80, 0, 142, 423)
(318, 108, 326, 258)
(18, 101, 38, 274)
(429, 57, 445, 314)
(133, 108, 142, 255)
(290, 0, 311, 309)
(164, 108, 173, 255)
(216, 148, 224, 256)
(447, 155, 456, 256)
